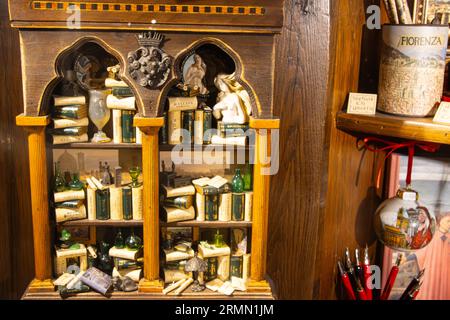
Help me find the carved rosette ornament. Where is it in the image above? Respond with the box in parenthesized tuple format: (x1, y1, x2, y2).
(127, 32, 172, 89)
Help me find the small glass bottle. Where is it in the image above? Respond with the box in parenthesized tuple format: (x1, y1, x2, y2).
(53, 162, 66, 192)
(114, 229, 125, 249)
(243, 164, 252, 191)
(126, 228, 142, 250)
(214, 230, 225, 248)
(97, 241, 113, 275)
(231, 169, 244, 193)
(69, 173, 84, 190)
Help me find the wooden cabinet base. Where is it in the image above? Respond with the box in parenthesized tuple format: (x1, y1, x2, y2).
(26, 279, 55, 294)
(247, 279, 272, 294)
(138, 278, 165, 293)
(21, 278, 274, 299)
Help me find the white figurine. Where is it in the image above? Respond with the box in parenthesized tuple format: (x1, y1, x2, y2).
(184, 54, 209, 95)
(212, 73, 252, 124)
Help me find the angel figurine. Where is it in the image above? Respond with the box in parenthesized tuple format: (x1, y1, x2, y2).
(212, 73, 252, 124)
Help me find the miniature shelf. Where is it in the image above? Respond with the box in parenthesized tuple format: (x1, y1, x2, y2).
(161, 221, 252, 228)
(52, 143, 142, 149)
(159, 144, 254, 152)
(22, 287, 273, 300)
(336, 112, 450, 145)
(60, 219, 143, 227)
(52, 143, 254, 151)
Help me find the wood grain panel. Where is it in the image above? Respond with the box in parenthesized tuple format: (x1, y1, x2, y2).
(268, 0, 333, 300)
(314, 0, 384, 300)
(0, 1, 34, 299)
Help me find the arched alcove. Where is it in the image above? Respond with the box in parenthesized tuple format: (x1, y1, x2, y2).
(157, 38, 261, 117)
(39, 37, 141, 116)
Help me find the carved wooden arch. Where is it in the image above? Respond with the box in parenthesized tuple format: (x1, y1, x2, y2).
(156, 37, 262, 117)
(39, 36, 144, 116)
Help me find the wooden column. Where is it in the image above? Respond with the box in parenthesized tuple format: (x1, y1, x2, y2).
(248, 118, 280, 291)
(134, 117, 164, 293)
(16, 114, 54, 292)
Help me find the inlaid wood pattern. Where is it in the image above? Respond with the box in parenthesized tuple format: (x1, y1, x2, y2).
(31, 1, 266, 15)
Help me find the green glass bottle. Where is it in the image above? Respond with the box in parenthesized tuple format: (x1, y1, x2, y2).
(69, 173, 84, 190)
(231, 169, 244, 193)
(114, 229, 125, 249)
(54, 162, 66, 192)
(243, 164, 252, 191)
(126, 228, 142, 250)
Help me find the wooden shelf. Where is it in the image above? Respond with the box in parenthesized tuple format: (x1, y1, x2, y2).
(52, 143, 254, 151)
(159, 144, 254, 152)
(336, 112, 450, 145)
(161, 220, 252, 228)
(52, 143, 142, 149)
(22, 287, 273, 300)
(60, 219, 143, 227)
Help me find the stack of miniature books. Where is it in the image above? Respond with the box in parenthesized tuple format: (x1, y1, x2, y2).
(210, 121, 250, 146)
(50, 95, 89, 144)
(161, 184, 196, 223)
(161, 228, 194, 291)
(105, 77, 140, 144)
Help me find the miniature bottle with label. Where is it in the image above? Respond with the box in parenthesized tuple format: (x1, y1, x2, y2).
(231, 169, 244, 193)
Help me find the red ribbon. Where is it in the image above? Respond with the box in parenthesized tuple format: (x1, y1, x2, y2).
(361, 137, 440, 188)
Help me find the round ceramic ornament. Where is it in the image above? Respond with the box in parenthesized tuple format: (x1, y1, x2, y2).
(374, 188, 436, 252)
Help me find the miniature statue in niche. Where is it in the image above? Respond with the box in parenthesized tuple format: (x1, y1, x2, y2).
(127, 31, 172, 89)
(212, 73, 252, 124)
(183, 54, 209, 95)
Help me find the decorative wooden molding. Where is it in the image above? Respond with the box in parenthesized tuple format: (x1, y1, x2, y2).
(249, 117, 280, 129)
(133, 116, 165, 128)
(139, 123, 162, 285)
(16, 114, 51, 127)
(250, 126, 272, 282)
(138, 279, 164, 293)
(30, 2, 266, 16)
(27, 279, 55, 293)
(247, 279, 272, 294)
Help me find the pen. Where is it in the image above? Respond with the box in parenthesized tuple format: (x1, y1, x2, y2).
(338, 260, 356, 300)
(363, 245, 373, 300)
(354, 276, 369, 301)
(400, 270, 425, 300)
(381, 254, 402, 300)
(345, 248, 367, 300)
(355, 249, 364, 286)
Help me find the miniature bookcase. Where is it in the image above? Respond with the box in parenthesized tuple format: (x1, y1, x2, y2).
(10, 0, 282, 299)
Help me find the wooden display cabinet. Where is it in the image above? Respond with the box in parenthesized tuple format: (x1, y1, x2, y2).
(9, 0, 282, 299)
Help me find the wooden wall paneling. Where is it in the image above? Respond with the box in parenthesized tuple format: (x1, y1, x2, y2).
(268, 0, 333, 300)
(0, 1, 34, 299)
(314, 0, 384, 300)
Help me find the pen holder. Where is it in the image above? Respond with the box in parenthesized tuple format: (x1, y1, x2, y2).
(377, 24, 449, 117)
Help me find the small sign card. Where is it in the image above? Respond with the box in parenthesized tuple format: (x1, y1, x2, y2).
(347, 93, 377, 115)
(433, 102, 450, 125)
